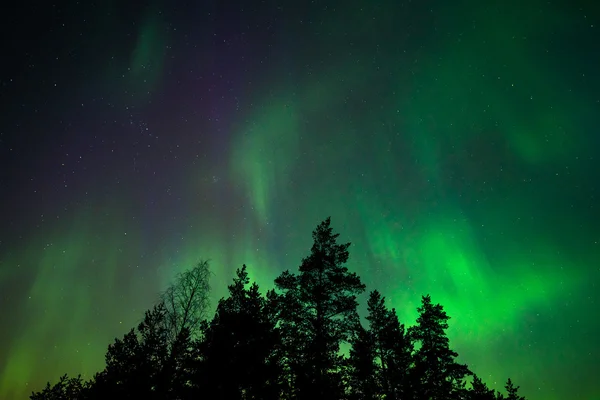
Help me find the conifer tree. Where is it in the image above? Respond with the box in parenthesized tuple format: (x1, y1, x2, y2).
(92, 304, 170, 399)
(408, 295, 471, 400)
(163, 327, 195, 400)
(469, 374, 497, 400)
(346, 325, 378, 400)
(196, 265, 281, 400)
(274, 217, 366, 400)
(365, 290, 412, 400)
(504, 378, 526, 400)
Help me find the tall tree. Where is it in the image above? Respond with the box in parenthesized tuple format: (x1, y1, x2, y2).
(408, 295, 471, 400)
(162, 327, 195, 400)
(346, 325, 378, 400)
(195, 265, 282, 400)
(274, 217, 366, 400)
(89, 304, 195, 400)
(91, 304, 170, 399)
(161, 260, 211, 343)
(365, 290, 413, 400)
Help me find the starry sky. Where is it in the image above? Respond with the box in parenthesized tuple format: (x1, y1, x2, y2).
(1, 1, 598, 399)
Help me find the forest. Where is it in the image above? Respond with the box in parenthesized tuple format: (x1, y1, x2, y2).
(31, 218, 527, 400)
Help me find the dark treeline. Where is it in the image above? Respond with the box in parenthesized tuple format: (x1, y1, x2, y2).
(31, 218, 526, 400)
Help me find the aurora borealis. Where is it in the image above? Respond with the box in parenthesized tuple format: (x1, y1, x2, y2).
(1, 0, 598, 398)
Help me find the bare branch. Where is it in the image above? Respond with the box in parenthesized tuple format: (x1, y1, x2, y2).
(160, 260, 211, 343)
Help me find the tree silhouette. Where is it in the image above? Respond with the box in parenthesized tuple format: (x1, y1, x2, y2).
(194, 265, 282, 400)
(30, 374, 88, 400)
(469, 374, 497, 400)
(365, 290, 413, 400)
(161, 260, 211, 344)
(408, 294, 472, 400)
(29, 219, 530, 400)
(273, 217, 366, 400)
(161, 327, 195, 400)
(504, 378, 526, 400)
(346, 324, 378, 400)
(91, 304, 170, 399)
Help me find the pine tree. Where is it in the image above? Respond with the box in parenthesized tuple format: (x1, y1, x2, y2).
(163, 327, 195, 400)
(504, 378, 526, 400)
(274, 217, 366, 400)
(346, 325, 378, 400)
(90, 304, 171, 399)
(408, 295, 471, 400)
(469, 374, 497, 400)
(365, 290, 412, 400)
(195, 265, 281, 400)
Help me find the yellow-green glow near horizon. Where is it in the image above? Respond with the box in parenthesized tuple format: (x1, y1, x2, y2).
(1, 0, 598, 399)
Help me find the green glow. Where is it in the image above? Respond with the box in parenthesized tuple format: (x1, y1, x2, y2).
(0, 204, 155, 399)
(229, 64, 365, 225)
(1, 1, 597, 399)
(231, 95, 302, 224)
(128, 6, 167, 98)
(223, 3, 593, 398)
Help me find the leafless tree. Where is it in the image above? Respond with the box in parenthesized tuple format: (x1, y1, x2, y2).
(160, 260, 211, 343)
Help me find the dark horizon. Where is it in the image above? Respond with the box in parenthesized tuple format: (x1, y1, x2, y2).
(30, 219, 530, 400)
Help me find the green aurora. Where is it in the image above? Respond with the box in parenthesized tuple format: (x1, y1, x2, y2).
(1, 1, 598, 399)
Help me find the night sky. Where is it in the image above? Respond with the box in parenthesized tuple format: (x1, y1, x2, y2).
(1, 1, 599, 399)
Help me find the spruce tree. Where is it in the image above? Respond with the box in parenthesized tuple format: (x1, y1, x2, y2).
(365, 290, 412, 400)
(504, 378, 526, 400)
(469, 374, 497, 400)
(408, 295, 471, 400)
(346, 325, 378, 400)
(196, 265, 281, 400)
(91, 304, 170, 399)
(274, 217, 366, 400)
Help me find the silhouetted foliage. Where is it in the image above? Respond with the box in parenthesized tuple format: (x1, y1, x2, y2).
(194, 265, 282, 400)
(30, 218, 528, 400)
(365, 290, 413, 400)
(160, 260, 211, 343)
(504, 378, 526, 400)
(408, 294, 472, 400)
(91, 304, 171, 398)
(30, 374, 88, 400)
(346, 324, 378, 400)
(273, 217, 366, 400)
(469, 374, 498, 400)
